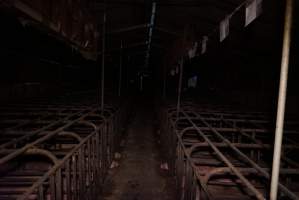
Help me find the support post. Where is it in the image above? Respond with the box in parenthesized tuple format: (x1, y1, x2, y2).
(162, 63, 167, 99)
(176, 27, 187, 117)
(118, 40, 123, 97)
(176, 58, 184, 117)
(145, 2, 156, 69)
(270, 0, 293, 199)
(101, 11, 106, 112)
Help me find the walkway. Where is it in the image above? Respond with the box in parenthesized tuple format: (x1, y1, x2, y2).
(103, 100, 175, 200)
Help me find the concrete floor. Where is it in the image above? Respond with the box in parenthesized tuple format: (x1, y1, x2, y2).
(103, 100, 176, 200)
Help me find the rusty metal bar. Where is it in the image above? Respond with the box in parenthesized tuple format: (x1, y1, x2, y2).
(25, 148, 59, 165)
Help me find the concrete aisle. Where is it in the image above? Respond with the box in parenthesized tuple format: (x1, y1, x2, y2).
(103, 101, 175, 200)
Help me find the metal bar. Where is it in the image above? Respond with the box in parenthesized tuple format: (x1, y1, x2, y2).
(144, 2, 157, 68)
(24, 148, 58, 165)
(270, 0, 294, 199)
(78, 148, 83, 199)
(55, 169, 62, 200)
(73, 154, 78, 200)
(38, 186, 44, 200)
(101, 11, 107, 112)
(118, 40, 123, 97)
(66, 160, 71, 200)
(162, 63, 167, 99)
(183, 142, 298, 149)
(205, 167, 299, 183)
(176, 58, 184, 117)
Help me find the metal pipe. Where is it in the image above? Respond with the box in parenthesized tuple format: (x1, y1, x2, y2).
(58, 131, 82, 142)
(204, 167, 299, 184)
(163, 63, 167, 99)
(101, 11, 106, 112)
(270, 0, 293, 199)
(176, 58, 184, 117)
(145, 2, 157, 68)
(25, 148, 59, 165)
(118, 40, 123, 97)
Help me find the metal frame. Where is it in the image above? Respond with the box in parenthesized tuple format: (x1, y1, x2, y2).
(0, 95, 129, 200)
(160, 103, 299, 200)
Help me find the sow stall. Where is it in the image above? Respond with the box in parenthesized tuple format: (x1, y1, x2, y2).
(0, 98, 128, 200)
(160, 103, 299, 200)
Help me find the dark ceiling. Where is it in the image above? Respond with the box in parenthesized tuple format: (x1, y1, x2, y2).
(1, 0, 298, 72)
(91, 0, 294, 72)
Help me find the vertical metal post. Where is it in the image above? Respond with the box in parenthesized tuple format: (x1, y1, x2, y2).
(176, 58, 184, 117)
(118, 40, 123, 97)
(163, 63, 167, 99)
(101, 11, 106, 112)
(176, 27, 187, 117)
(126, 55, 130, 92)
(145, 2, 156, 68)
(270, 0, 293, 199)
